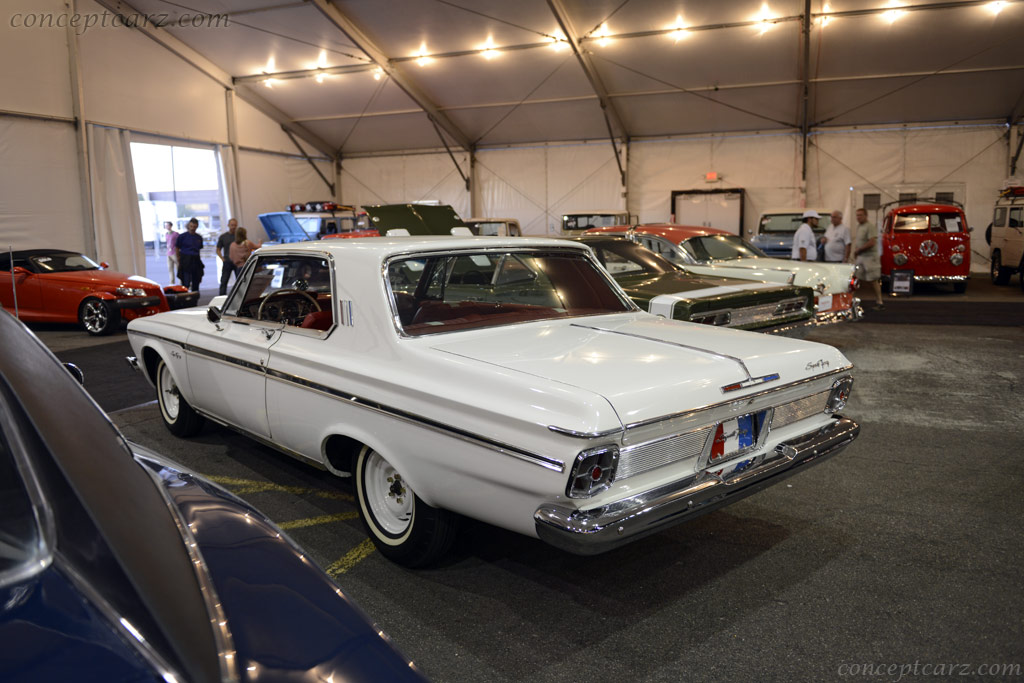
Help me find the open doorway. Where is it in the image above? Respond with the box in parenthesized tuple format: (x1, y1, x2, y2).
(130, 142, 225, 288)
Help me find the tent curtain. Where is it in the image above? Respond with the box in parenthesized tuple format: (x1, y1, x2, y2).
(88, 125, 144, 273)
(217, 144, 241, 224)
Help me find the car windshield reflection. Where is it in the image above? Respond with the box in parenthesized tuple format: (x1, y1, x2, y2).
(30, 253, 101, 273)
(387, 250, 631, 336)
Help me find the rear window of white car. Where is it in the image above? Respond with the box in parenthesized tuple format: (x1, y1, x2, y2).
(386, 250, 631, 336)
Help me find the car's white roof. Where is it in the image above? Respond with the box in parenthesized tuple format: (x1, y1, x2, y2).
(258, 235, 584, 257)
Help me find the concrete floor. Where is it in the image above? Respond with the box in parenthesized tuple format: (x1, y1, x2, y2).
(27, 315, 1023, 683)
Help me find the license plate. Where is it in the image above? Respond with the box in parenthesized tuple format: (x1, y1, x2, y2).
(816, 294, 833, 312)
(709, 410, 768, 464)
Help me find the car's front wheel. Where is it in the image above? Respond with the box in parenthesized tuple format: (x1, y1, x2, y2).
(991, 250, 1010, 285)
(78, 297, 120, 335)
(355, 446, 457, 567)
(156, 359, 204, 437)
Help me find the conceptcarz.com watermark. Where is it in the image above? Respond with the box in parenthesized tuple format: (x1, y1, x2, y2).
(838, 661, 1021, 681)
(9, 10, 230, 35)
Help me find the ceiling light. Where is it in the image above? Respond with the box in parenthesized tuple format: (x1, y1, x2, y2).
(265, 56, 275, 73)
(318, 50, 327, 69)
(987, 0, 1007, 14)
(263, 78, 275, 88)
(754, 4, 776, 34)
(372, 67, 384, 81)
(478, 36, 498, 60)
(668, 15, 689, 41)
(415, 43, 432, 66)
(545, 29, 568, 50)
(819, 3, 833, 26)
(315, 72, 325, 84)
(883, 1, 905, 23)
(594, 23, 612, 47)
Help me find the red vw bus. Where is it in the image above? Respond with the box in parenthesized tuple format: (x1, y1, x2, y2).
(881, 201, 971, 293)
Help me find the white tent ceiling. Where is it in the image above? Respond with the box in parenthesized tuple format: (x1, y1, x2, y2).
(64, 0, 1024, 157)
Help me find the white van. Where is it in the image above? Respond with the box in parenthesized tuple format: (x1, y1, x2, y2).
(988, 190, 1024, 287)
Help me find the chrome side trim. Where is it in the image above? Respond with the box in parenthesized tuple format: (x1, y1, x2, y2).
(721, 373, 780, 393)
(129, 329, 186, 348)
(184, 343, 267, 377)
(547, 424, 623, 439)
(569, 323, 758, 381)
(132, 331, 563, 473)
(912, 275, 968, 282)
(535, 417, 859, 555)
(139, 465, 238, 682)
(55, 553, 184, 683)
(263, 368, 565, 473)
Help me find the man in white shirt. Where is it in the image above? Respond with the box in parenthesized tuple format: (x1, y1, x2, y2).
(821, 210, 852, 262)
(791, 210, 819, 261)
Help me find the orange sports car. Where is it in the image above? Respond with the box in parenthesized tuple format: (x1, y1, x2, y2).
(0, 249, 199, 335)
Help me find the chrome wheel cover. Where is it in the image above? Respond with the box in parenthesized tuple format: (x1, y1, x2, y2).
(81, 300, 108, 333)
(363, 451, 413, 535)
(158, 364, 180, 421)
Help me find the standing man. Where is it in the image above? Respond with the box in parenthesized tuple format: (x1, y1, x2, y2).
(792, 210, 819, 261)
(216, 218, 239, 296)
(177, 218, 205, 292)
(852, 207, 884, 310)
(821, 210, 852, 263)
(164, 221, 178, 285)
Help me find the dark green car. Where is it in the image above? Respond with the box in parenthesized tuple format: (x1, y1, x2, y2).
(570, 235, 815, 332)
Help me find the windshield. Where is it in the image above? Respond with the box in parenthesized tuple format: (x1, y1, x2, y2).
(30, 253, 101, 272)
(893, 212, 964, 233)
(684, 235, 768, 262)
(584, 239, 678, 277)
(760, 213, 825, 234)
(562, 214, 627, 231)
(387, 250, 631, 336)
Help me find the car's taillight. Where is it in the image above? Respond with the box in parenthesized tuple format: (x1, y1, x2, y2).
(566, 445, 619, 498)
(826, 376, 854, 414)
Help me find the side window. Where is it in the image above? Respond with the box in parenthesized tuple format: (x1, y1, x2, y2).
(228, 255, 333, 329)
(1009, 208, 1023, 228)
(597, 247, 645, 275)
(494, 255, 536, 286)
(993, 207, 1007, 228)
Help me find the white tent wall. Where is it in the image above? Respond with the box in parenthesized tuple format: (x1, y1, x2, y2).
(234, 97, 326, 160)
(341, 153, 471, 218)
(808, 125, 1008, 271)
(236, 151, 334, 241)
(1, 0, 74, 118)
(0, 117, 86, 253)
(629, 134, 804, 237)
(468, 142, 626, 235)
(475, 147, 550, 234)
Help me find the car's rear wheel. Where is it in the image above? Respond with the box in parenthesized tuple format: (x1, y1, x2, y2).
(156, 359, 204, 437)
(78, 297, 120, 335)
(355, 446, 457, 567)
(991, 250, 1010, 285)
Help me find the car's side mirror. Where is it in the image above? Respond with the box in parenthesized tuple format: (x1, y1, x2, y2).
(11, 266, 31, 277)
(100, 261, 109, 269)
(207, 295, 227, 323)
(968, 226, 974, 233)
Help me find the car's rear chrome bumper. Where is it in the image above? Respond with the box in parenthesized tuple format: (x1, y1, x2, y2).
(534, 416, 859, 555)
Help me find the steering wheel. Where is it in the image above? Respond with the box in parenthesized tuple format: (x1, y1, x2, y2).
(257, 288, 321, 322)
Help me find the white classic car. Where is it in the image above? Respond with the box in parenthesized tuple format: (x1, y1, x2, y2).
(588, 224, 862, 323)
(126, 237, 859, 566)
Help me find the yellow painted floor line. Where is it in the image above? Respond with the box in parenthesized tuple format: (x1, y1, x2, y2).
(278, 511, 360, 530)
(326, 539, 376, 577)
(205, 474, 353, 502)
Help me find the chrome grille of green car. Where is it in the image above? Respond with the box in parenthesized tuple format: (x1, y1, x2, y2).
(617, 426, 713, 479)
(772, 390, 829, 428)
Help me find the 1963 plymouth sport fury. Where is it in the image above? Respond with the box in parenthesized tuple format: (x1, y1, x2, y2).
(126, 237, 859, 567)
